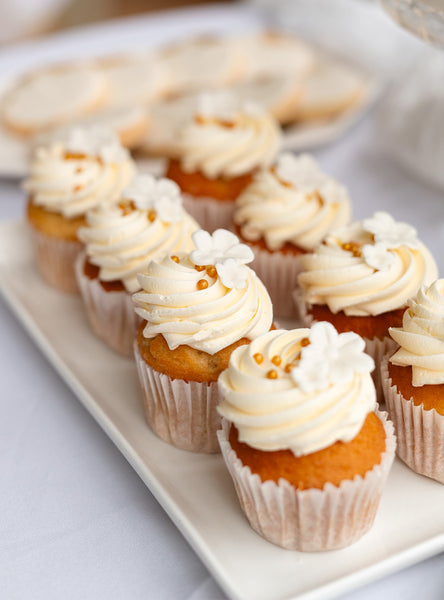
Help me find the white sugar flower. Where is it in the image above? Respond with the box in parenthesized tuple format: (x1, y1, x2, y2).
(197, 91, 238, 121)
(123, 175, 182, 222)
(65, 126, 126, 163)
(190, 229, 254, 266)
(275, 153, 326, 191)
(362, 242, 395, 271)
(363, 211, 419, 249)
(216, 259, 249, 290)
(290, 322, 374, 393)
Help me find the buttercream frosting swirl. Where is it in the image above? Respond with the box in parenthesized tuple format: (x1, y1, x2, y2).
(390, 279, 444, 386)
(133, 240, 273, 354)
(78, 176, 199, 293)
(298, 212, 438, 316)
(24, 127, 135, 218)
(175, 92, 282, 179)
(217, 325, 376, 456)
(234, 153, 351, 251)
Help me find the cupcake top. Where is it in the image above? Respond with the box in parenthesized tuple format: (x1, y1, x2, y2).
(298, 211, 438, 316)
(78, 174, 199, 293)
(218, 322, 375, 456)
(174, 92, 282, 179)
(234, 153, 351, 251)
(133, 229, 273, 354)
(389, 279, 444, 386)
(24, 126, 136, 219)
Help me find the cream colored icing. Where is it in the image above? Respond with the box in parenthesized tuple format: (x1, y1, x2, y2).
(390, 279, 444, 386)
(217, 326, 376, 456)
(175, 93, 282, 179)
(234, 153, 351, 251)
(24, 128, 135, 219)
(133, 253, 273, 355)
(78, 194, 199, 293)
(298, 212, 438, 316)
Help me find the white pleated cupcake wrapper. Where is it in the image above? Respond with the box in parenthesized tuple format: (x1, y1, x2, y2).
(75, 252, 140, 357)
(249, 246, 304, 318)
(29, 226, 82, 294)
(182, 193, 235, 233)
(134, 342, 221, 453)
(294, 293, 397, 402)
(381, 355, 444, 484)
(217, 411, 395, 551)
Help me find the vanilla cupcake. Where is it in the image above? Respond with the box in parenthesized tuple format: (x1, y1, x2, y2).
(234, 153, 351, 317)
(75, 174, 199, 356)
(382, 279, 444, 483)
(297, 211, 438, 394)
(165, 92, 282, 233)
(132, 229, 273, 453)
(217, 323, 395, 551)
(24, 126, 136, 293)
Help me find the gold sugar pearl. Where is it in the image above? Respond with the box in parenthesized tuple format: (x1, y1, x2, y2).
(271, 355, 281, 367)
(171, 255, 180, 263)
(194, 265, 206, 272)
(341, 241, 361, 258)
(76, 167, 83, 174)
(148, 210, 156, 222)
(284, 364, 294, 373)
(267, 369, 278, 379)
(253, 353, 264, 365)
(206, 265, 217, 278)
(197, 279, 209, 290)
(300, 337, 310, 347)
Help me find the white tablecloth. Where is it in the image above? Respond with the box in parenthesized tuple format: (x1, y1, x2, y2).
(1, 3, 444, 599)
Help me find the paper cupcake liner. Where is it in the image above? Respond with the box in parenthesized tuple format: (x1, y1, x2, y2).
(182, 193, 234, 233)
(134, 341, 221, 453)
(29, 226, 82, 293)
(248, 247, 304, 318)
(75, 252, 140, 357)
(295, 294, 397, 401)
(218, 411, 395, 551)
(381, 355, 444, 484)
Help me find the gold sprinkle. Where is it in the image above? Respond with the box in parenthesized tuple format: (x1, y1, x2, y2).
(271, 355, 281, 367)
(300, 337, 310, 347)
(194, 265, 206, 272)
(171, 255, 180, 263)
(195, 114, 235, 128)
(341, 241, 361, 258)
(65, 152, 86, 160)
(267, 369, 278, 379)
(253, 353, 264, 364)
(206, 265, 217, 278)
(76, 167, 83, 174)
(73, 185, 82, 192)
(148, 210, 156, 222)
(284, 364, 294, 373)
(197, 279, 208, 290)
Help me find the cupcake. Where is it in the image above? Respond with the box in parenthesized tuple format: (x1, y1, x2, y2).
(75, 174, 199, 356)
(217, 323, 395, 551)
(132, 228, 273, 453)
(382, 279, 444, 483)
(24, 126, 136, 293)
(165, 91, 282, 233)
(234, 153, 351, 317)
(297, 211, 438, 394)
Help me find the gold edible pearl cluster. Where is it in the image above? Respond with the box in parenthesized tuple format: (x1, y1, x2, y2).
(253, 337, 310, 379)
(341, 241, 362, 257)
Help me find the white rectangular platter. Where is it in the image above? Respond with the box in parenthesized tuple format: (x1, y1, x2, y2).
(1, 220, 444, 600)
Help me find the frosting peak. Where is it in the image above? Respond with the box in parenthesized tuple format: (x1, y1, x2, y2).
(217, 326, 376, 456)
(298, 211, 438, 316)
(175, 92, 282, 179)
(24, 127, 135, 219)
(234, 152, 351, 251)
(390, 279, 444, 386)
(133, 229, 273, 354)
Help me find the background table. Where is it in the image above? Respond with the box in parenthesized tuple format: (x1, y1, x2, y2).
(1, 3, 444, 599)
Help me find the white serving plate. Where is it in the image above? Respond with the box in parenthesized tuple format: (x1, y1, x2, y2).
(1, 218, 444, 600)
(0, 3, 382, 179)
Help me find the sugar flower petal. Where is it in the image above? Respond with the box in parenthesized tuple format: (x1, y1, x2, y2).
(217, 258, 249, 289)
(362, 242, 395, 271)
(363, 211, 419, 249)
(190, 229, 254, 266)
